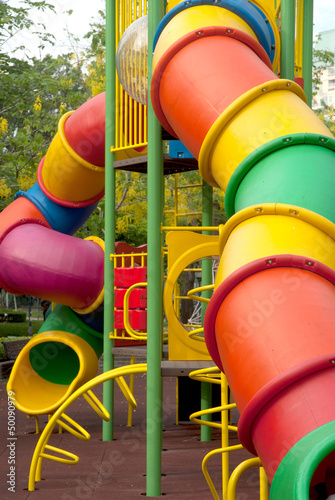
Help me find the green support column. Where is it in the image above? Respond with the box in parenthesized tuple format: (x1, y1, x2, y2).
(280, 0, 296, 80)
(201, 180, 213, 442)
(302, 0, 314, 106)
(103, 0, 115, 441)
(146, 0, 165, 496)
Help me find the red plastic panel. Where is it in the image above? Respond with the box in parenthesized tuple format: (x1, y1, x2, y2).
(114, 287, 147, 309)
(114, 267, 147, 287)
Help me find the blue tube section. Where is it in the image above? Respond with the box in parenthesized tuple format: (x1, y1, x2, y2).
(15, 182, 98, 235)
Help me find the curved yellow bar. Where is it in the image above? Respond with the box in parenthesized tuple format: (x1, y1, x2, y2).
(153, 5, 258, 70)
(29, 363, 147, 491)
(227, 458, 263, 498)
(215, 203, 335, 284)
(55, 412, 91, 442)
(42, 111, 105, 203)
(123, 282, 148, 339)
(164, 234, 219, 358)
(187, 284, 214, 304)
(72, 236, 105, 315)
(199, 79, 332, 190)
(40, 444, 80, 465)
(7, 331, 99, 415)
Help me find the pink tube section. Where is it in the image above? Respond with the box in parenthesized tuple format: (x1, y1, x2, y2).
(64, 92, 106, 168)
(0, 224, 104, 310)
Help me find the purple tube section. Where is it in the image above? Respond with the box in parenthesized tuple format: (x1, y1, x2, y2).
(0, 224, 104, 310)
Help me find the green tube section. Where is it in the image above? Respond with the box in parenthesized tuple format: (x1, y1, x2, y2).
(270, 421, 335, 500)
(30, 304, 103, 385)
(225, 133, 335, 221)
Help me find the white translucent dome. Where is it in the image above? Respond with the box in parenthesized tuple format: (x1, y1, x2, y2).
(116, 15, 148, 105)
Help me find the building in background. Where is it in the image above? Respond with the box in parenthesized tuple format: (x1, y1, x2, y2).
(313, 29, 335, 110)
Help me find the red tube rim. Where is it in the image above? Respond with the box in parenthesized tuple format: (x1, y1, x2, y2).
(37, 156, 105, 208)
(237, 353, 335, 454)
(151, 25, 272, 137)
(204, 254, 335, 372)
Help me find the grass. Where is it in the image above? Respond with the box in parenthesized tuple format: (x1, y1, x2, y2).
(0, 320, 43, 337)
(0, 320, 43, 361)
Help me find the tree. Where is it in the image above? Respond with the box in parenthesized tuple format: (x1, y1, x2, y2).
(312, 35, 335, 134)
(0, 2, 92, 210)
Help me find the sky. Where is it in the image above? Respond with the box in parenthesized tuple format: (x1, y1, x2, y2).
(4, 0, 335, 57)
(5, 0, 104, 57)
(313, 0, 335, 35)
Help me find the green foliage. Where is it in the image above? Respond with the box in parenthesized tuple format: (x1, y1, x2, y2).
(0, 308, 27, 323)
(164, 170, 226, 228)
(0, 341, 6, 361)
(312, 35, 335, 134)
(0, 321, 43, 338)
(313, 35, 335, 95)
(0, 1, 227, 247)
(0, 2, 91, 211)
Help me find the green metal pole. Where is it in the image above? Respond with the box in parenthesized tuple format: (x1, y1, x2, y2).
(280, 0, 296, 80)
(103, 0, 115, 441)
(200, 180, 213, 442)
(146, 0, 165, 496)
(302, 0, 314, 106)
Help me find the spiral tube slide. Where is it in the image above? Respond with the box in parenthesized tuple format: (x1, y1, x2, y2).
(2, 84, 149, 414)
(1, 92, 114, 414)
(152, 0, 335, 495)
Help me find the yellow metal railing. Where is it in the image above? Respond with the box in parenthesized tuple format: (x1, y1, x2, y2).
(227, 458, 269, 500)
(162, 225, 220, 233)
(164, 173, 203, 227)
(111, 250, 147, 268)
(186, 283, 215, 341)
(110, 251, 147, 341)
(189, 368, 269, 500)
(123, 281, 148, 339)
(113, 0, 148, 153)
(29, 363, 147, 491)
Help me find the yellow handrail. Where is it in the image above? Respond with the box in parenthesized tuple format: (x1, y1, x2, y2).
(189, 404, 238, 431)
(162, 225, 220, 232)
(55, 412, 91, 441)
(29, 363, 147, 491)
(115, 375, 138, 407)
(189, 366, 222, 385)
(82, 389, 110, 421)
(202, 445, 245, 500)
(111, 251, 147, 267)
(227, 458, 264, 499)
(188, 326, 206, 342)
(112, 0, 147, 152)
(127, 356, 136, 427)
(39, 444, 80, 465)
(123, 282, 148, 339)
(187, 284, 214, 303)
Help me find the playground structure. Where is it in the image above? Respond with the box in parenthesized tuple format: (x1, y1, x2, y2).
(1, 0, 335, 498)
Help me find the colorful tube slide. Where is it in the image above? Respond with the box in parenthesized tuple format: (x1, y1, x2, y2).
(1, 92, 143, 415)
(152, 0, 335, 497)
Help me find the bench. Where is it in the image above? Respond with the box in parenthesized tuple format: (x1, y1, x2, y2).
(0, 338, 30, 378)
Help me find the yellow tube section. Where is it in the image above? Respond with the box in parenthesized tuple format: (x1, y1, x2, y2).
(41, 111, 105, 204)
(215, 203, 335, 285)
(7, 331, 99, 415)
(153, 5, 258, 68)
(199, 80, 333, 190)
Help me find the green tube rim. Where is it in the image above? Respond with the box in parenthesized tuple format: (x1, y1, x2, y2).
(225, 133, 335, 219)
(270, 420, 335, 500)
